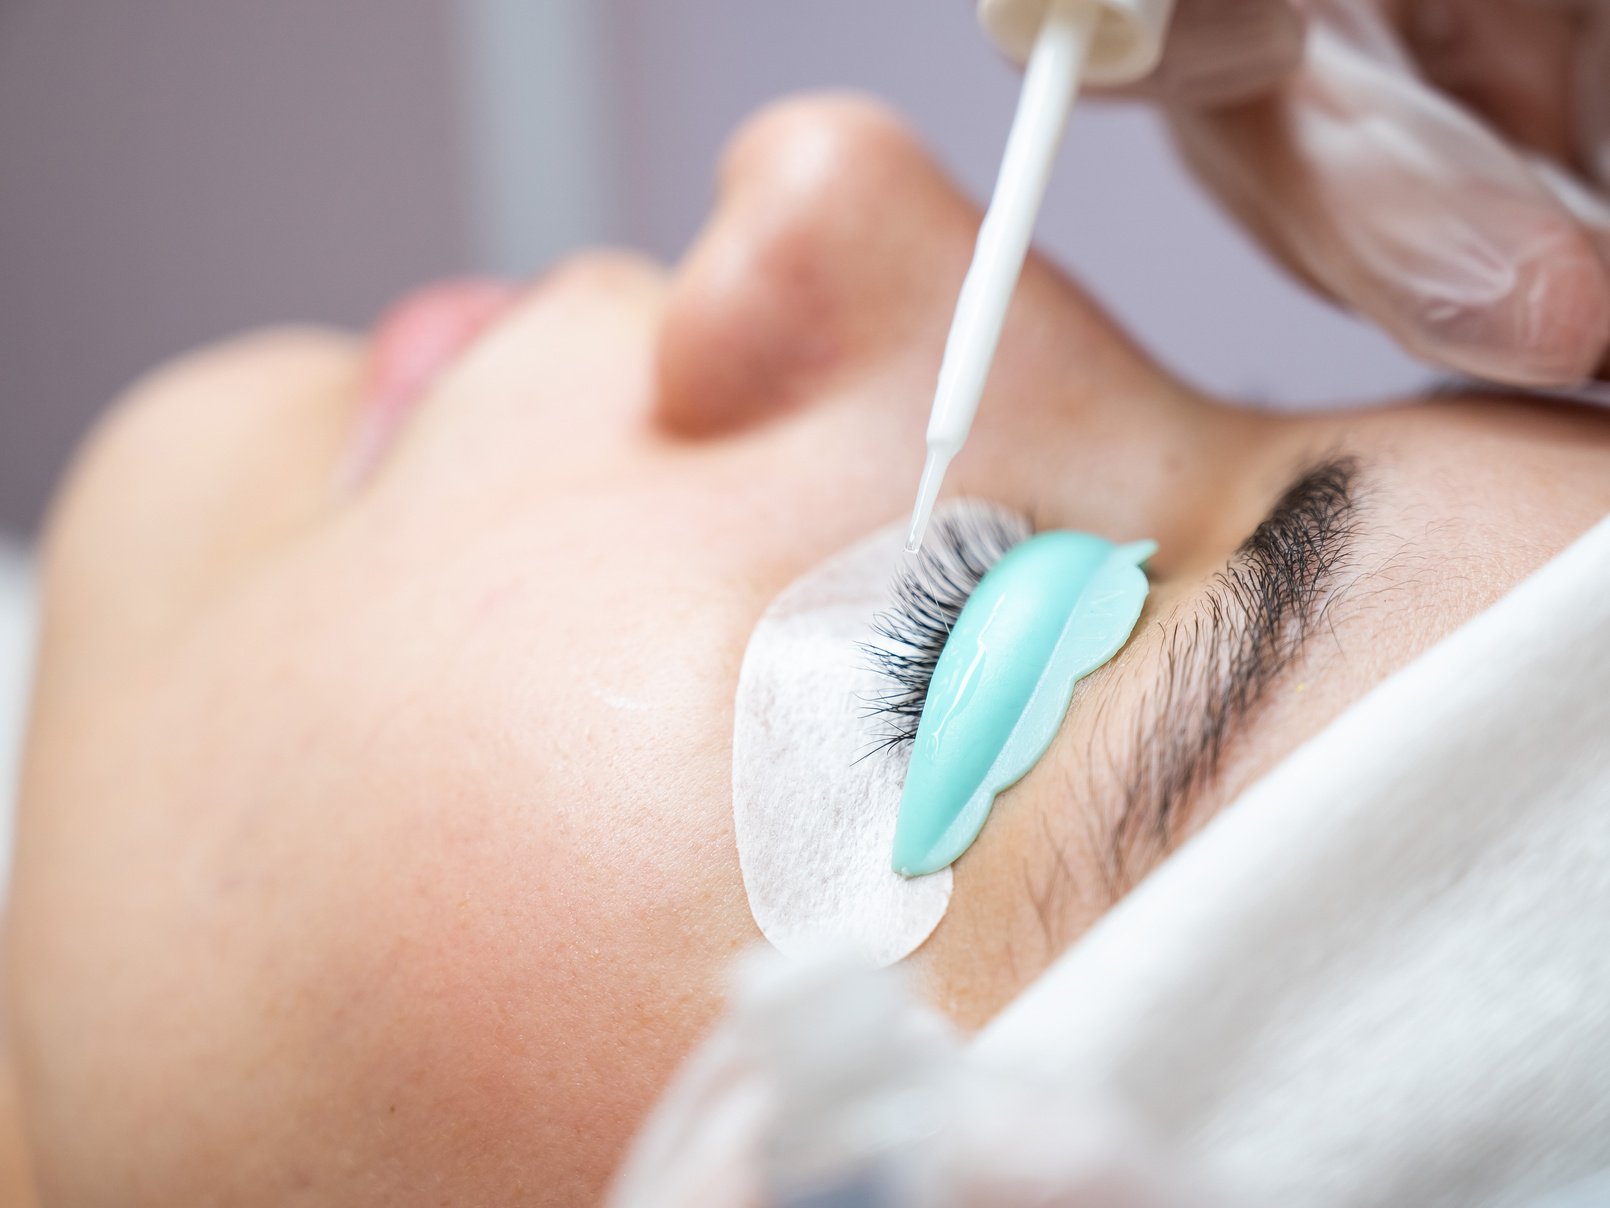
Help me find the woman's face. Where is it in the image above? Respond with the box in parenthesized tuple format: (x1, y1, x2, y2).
(12, 96, 1610, 1206)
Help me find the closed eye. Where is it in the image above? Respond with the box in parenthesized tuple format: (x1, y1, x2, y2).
(1106, 454, 1364, 874)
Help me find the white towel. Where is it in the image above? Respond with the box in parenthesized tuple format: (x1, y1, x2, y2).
(616, 514, 1610, 1207)
(973, 511, 1610, 1206)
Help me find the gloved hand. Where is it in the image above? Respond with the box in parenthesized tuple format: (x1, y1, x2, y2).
(1147, 0, 1610, 385)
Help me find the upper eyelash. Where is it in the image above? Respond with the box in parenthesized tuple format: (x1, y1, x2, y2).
(858, 504, 1032, 757)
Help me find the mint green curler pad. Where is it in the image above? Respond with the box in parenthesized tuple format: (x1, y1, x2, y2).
(892, 532, 1156, 878)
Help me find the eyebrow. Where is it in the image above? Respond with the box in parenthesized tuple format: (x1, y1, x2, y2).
(1104, 455, 1363, 880)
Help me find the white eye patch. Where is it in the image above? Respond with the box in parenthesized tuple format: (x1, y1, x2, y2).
(731, 508, 988, 966)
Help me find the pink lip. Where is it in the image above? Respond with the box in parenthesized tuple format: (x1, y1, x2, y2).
(345, 278, 520, 483)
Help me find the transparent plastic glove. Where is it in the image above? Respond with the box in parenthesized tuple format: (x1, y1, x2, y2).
(1163, 0, 1610, 385)
(1125, 0, 1308, 104)
(607, 949, 1206, 1208)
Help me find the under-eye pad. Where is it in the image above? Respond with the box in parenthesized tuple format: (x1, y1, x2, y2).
(730, 509, 999, 966)
(892, 532, 1155, 877)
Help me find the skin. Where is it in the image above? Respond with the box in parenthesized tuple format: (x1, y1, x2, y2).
(6, 94, 1610, 1206)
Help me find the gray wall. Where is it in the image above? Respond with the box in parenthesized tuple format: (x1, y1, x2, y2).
(0, 1, 472, 537)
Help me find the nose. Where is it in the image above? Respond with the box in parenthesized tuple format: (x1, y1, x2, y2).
(654, 94, 980, 436)
(651, 91, 1218, 558)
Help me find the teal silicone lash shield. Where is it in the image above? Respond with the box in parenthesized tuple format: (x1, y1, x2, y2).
(893, 532, 1155, 877)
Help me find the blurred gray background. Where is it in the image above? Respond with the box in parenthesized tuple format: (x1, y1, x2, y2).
(0, 0, 1428, 544)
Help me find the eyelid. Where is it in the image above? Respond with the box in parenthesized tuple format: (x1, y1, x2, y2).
(1105, 456, 1364, 879)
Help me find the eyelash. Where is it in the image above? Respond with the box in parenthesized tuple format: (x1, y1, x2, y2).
(859, 505, 1032, 755)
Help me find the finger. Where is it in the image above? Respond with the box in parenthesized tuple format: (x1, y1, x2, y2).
(1169, 0, 1610, 385)
(1402, 0, 1580, 169)
(983, 0, 1304, 105)
(1526, 152, 1610, 376)
(1575, 0, 1610, 188)
(1139, 0, 1306, 105)
(1528, 154, 1610, 263)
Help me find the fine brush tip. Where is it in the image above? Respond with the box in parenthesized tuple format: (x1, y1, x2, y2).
(905, 446, 951, 556)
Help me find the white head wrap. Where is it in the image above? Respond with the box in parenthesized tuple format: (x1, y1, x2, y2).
(612, 514, 1610, 1207)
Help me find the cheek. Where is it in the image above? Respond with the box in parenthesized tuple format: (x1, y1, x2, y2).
(256, 537, 758, 1203)
(283, 771, 743, 1205)
(18, 525, 758, 1207)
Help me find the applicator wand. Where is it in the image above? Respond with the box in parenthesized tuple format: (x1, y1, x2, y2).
(906, 0, 1177, 554)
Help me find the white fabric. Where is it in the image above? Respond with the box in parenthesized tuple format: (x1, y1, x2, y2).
(731, 512, 960, 967)
(617, 513, 1610, 1206)
(972, 511, 1610, 1205)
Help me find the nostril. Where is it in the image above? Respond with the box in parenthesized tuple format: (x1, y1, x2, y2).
(655, 92, 976, 437)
